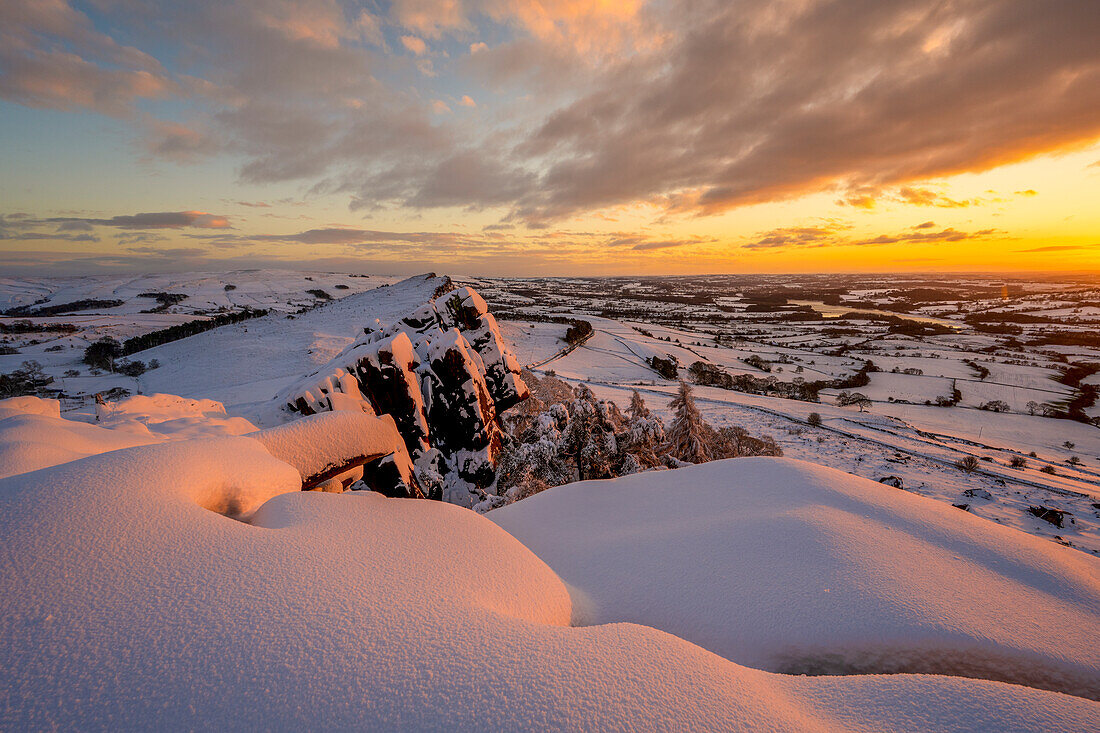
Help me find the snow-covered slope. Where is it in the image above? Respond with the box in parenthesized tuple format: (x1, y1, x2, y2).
(0, 270, 396, 314)
(496, 309, 1100, 555)
(135, 274, 451, 422)
(1, 427, 1098, 730)
(492, 458, 1100, 700)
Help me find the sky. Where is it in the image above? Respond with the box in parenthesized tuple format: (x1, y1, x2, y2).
(1, 0, 1099, 277)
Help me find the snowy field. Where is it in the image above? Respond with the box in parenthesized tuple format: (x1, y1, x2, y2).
(1, 271, 1099, 729)
(485, 276, 1100, 557)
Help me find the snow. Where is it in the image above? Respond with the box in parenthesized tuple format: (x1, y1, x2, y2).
(94, 393, 259, 438)
(492, 457, 1100, 700)
(0, 395, 61, 420)
(0, 411, 159, 479)
(251, 410, 410, 486)
(2, 440, 1099, 729)
(132, 274, 450, 422)
(5, 272, 1100, 728)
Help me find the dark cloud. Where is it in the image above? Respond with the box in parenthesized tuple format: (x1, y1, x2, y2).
(0, 210, 229, 246)
(45, 211, 232, 229)
(509, 0, 1100, 222)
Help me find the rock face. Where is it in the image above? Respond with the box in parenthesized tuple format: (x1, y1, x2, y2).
(278, 283, 528, 508)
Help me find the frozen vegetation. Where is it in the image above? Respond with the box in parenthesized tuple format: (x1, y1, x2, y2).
(1, 271, 1099, 729)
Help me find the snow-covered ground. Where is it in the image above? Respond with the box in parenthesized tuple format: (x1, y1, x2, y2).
(0, 270, 401, 388)
(1, 396, 1097, 729)
(488, 279, 1100, 558)
(2, 272, 1100, 729)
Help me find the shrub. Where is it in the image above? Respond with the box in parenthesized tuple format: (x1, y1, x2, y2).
(1040, 465, 1057, 475)
(1009, 455, 1027, 469)
(955, 455, 980, 474)
(807, 412, 822, 427)
(117, 360, 147, 377)
(648, 355, 679, 380)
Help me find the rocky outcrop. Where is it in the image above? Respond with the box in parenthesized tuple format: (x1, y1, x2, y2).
(278, 284, 528, 507)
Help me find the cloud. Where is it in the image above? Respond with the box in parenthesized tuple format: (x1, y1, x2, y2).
(4, 0, 1098, 236)
(1016, 244, 1090, 253)
(143, 119, 221, 162)
(853, 228, 997, 246)
(400, 35, 428, 55)
(895, 187, 976, 208)
(459, 95, 477, 107)
(48, 211, 232, 229)
(390, 0, 471, 39)
(508, 0, 1100, 222)
(629, 238, 710, 251)
(743, 222, 997, 250)
(744, 223, 851, 250)
(0, 0, 175, 116)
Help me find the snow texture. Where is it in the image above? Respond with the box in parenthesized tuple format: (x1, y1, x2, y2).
(251, 410, 411, 490)
(2, 442, 1099, 730)
(493, 457, 1100, 700)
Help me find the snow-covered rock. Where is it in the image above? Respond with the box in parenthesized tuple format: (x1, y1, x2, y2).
(279, 284, 528, 506)
(1, 440, 1098, 729)
(252, 411, 414, 495)
(492, 457, 1100, 701)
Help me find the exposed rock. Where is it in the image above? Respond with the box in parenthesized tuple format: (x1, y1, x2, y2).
(877, 475, 904, 489)
(964, 488, 993, 501)
(278, 284, 528, 507)
(1028, 506, 1071, 528)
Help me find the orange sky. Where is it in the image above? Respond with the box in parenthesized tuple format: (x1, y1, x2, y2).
(1, 0, 1098, 275)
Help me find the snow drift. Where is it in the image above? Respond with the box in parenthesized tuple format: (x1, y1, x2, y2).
(2, 435, 1099, 730)
(492, 457, 1100, 700)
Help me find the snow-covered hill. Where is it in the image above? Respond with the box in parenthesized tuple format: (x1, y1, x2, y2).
(494, 312, 1100, 556)
(3, 271, 1100, 728)
(0, 399, 1097, 729)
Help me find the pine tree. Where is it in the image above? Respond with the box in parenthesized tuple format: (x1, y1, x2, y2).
(627, 390, 650, 420)
(665, 381, 710, 464)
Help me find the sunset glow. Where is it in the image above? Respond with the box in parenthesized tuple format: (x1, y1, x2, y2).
(2, 0, 1099, 275)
